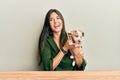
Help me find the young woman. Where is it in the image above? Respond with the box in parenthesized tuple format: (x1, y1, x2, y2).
(39, 9, 86, 71)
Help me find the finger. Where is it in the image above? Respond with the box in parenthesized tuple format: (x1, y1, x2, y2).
(73, 42, 81, 48)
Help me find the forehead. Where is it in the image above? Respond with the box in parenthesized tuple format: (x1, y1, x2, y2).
(50, 12, 59, 18)
(73, 30, 79, 32)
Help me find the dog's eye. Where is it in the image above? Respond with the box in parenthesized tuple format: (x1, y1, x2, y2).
(75, 30, 77, 32)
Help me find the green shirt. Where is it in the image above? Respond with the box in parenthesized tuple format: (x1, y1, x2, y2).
(40, 36, 86, 71)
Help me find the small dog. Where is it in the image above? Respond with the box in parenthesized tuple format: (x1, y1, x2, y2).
(69, 29, 84, 46)
(68, 29, 85, 66)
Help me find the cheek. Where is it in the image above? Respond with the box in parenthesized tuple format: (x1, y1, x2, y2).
(50, 23, 54, 28)
(61, 23, 63, 28)
(59, 19, 63, 25)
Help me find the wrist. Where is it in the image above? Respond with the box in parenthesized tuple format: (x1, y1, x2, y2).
(61, 47, 68, 55)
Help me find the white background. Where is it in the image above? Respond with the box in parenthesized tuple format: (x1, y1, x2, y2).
(0, 0, 120, 71)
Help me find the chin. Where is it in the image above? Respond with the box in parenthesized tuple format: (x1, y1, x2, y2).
(54, 30, 61, 33)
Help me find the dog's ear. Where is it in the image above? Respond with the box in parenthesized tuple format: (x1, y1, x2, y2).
(79, 29, 85, 37)
(82, 31, 84, 37)
(67, 33, 72, 37)
(67, 33, 72, 35)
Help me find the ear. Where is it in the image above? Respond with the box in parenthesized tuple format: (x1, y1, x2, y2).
(82, 32, 84, 37)
(67, 33, 72, 37)
(79, 29, 85, 37)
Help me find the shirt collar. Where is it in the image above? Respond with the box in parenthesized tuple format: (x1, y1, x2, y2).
(47, 36, 60, 52)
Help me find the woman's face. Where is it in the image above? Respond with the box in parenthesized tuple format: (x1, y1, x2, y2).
(49, 12, 63, 34)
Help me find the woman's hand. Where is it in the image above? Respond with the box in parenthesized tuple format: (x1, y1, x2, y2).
(63, 35, 75, 51)
(71, 42, 82, 56)
(71, 42, 84, 68)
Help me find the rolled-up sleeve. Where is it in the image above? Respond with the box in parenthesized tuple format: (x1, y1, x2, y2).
(80, 58, 87, 70)
(74, 58, 87, 70)
(40, 42, 53, 71)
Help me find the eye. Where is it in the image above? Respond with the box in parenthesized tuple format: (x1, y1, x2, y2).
(49, 18, 53, 21)
(57, 16, 61, 19)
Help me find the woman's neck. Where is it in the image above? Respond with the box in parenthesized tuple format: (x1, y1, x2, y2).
(53, 32, 60, 41)
(53, 32, 61, 49)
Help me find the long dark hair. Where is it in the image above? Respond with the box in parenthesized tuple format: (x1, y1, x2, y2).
(39, 9, 67, 53)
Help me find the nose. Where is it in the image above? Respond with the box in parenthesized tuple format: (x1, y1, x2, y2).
(54, 18, 57, 23)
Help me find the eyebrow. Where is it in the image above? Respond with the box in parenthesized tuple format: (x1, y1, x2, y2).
(50, 16, 60, 19)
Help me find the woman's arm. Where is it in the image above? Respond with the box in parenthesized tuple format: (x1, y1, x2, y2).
(71, 42, 84, 68)
(52, 50, 65, 70)
(53, 39, 74, 70)
(72, 48, 83, 68)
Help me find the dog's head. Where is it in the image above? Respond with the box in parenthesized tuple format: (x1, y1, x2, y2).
(71, 29, 84, 43)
